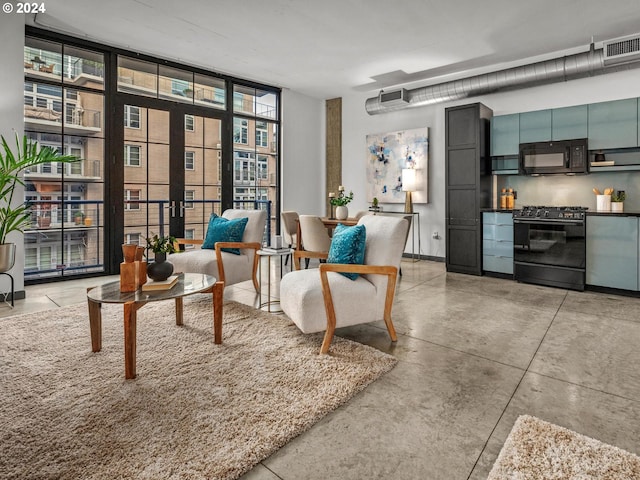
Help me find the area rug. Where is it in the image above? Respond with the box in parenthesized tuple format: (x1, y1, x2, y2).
(0, 297, 397, 479)
(487, 415, 640, 479)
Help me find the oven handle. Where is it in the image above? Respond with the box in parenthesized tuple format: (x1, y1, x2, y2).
(513, 218, 585, 226)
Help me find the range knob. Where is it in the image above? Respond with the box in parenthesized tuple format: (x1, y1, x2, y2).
(544, 210, 549, 217)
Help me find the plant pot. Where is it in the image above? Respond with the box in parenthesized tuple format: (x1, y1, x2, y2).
(611, 202, 624, 212)
(37, 216, 51, 229)
(147, 253, 174, 282)
(0, 243, 16, 273)
(336, 205, 349, 220)
(84, 218, 92, 226)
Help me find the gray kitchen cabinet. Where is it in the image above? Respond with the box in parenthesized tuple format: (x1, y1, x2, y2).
(482, 212, 513, 275)
(586, 216, 638, 290)
(588, 98, 638, 150)
(490, 114, 519, 156)
(552, 105, 588, 140)
(519, 109, 552, 143)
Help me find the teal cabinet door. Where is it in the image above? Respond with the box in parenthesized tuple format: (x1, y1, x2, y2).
(588, 98, 638, 149)
(519, 110, 552, 143)
(482, 212, 513, 274)
(586, 216, 638, 290)
(491, 114, 519, 156)
(552, 105, 588, 140)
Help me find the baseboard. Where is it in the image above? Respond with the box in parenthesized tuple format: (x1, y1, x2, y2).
(401, 253, 445, 263)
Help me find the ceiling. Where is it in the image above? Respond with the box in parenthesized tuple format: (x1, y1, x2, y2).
(27, 0, 640, 99)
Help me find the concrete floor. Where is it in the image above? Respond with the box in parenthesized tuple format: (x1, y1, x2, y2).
(2, 259, 640, 479)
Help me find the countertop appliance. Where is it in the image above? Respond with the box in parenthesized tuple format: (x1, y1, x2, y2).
(513, 206, 587, 290)
(519, 139, 588, 175)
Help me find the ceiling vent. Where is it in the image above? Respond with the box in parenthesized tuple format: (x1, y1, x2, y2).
(379, 88, 409, 106)
(604, 33, 640, 65)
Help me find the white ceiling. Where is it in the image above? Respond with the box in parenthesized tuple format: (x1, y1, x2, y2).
(27, 0, 640, 99)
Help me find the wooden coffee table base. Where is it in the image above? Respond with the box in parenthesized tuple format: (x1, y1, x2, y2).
(88, 280, 224, 379)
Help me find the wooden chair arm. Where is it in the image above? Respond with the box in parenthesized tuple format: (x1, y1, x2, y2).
(174, 238, 204, 250)
(317, 263, 398, 354)
(214, 242, 262, 293)
(293, 249, 328, 270)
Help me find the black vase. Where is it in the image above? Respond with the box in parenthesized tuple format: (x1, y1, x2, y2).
(147, 252, 174, 282)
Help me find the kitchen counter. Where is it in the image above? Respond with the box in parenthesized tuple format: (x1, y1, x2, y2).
(587, 211, 640, 217)
(481, 208, 515, 213)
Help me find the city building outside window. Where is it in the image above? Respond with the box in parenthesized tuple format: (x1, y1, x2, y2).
(124, 105, 140, 128)
(184, 151, 195, 170)
(256, 121, 268, 147)
(125, 233, 141, 245)
(184, 190, 195, 209)
(185, 114, 194, 131)
(233, 118, 248, 144)
(125, 144, 141, 167)
(125, 189, 141, 210)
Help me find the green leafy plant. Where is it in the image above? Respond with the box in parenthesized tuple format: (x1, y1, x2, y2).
(330, 190, 354, 207)
(0, 134, 78, 244)
(372, 197, 379, 207)
(612, 190, 626, 202)
(145, 233, 177, 254)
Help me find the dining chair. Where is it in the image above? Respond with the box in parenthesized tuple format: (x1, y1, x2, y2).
(294, 215, 332, 270)
(280, 211, 299, 266)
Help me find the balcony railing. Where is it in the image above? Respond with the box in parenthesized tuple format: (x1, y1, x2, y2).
(23, 199, 273, 279)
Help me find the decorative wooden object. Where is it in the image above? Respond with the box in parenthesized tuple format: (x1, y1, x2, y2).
(135, 246, 147, 288)
(120, 244, 139, 292)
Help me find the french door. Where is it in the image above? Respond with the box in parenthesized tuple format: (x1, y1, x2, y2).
(115, 98, 225, 267)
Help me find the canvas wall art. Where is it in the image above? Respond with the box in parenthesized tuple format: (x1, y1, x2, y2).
(365, 127, 429, 204)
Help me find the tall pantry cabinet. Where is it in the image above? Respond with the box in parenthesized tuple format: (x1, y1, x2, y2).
(445, 103, 493, 275)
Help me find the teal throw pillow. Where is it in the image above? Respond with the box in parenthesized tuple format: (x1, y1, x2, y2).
(202, 214, 248, 255)
(327, 223, 366, 280)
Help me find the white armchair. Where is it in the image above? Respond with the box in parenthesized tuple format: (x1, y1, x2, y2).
(280, 215, 409, 353)
(169, 209, 267, 292)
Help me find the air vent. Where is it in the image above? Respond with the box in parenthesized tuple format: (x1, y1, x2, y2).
(604, 33, 640, 65)
(379, 88, 409, 106)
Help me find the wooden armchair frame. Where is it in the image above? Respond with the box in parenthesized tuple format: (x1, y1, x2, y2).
(293, 249, 328, 270)
(318, 263, 398, 354)
(174, 238, 262, 293)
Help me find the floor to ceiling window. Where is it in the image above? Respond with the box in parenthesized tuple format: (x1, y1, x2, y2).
(23, 36, 105, 280)
(24, 28, 281, 282)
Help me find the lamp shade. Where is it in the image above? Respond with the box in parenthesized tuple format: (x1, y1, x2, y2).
(402, 168, 417, 192)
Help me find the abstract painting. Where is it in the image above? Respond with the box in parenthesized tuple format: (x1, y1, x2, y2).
(365, 127, 429, 203)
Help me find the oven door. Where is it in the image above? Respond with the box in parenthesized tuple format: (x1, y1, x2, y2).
(513, 219, 585, 269)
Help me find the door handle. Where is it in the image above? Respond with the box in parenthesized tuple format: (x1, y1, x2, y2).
(168, 201, 176, 217)
(179, 201, 185, 218)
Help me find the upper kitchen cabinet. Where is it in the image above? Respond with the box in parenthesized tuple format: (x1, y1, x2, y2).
(552, 105, 588, 140)
(588, 98, 638, 149)
(519, 109, 552, 143)
(491, 114, 519, 156)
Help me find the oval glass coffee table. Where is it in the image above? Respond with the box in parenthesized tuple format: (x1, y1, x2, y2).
(87, 273, 223, 379)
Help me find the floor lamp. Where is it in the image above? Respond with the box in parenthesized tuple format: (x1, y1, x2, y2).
(402, 168, 416, 213)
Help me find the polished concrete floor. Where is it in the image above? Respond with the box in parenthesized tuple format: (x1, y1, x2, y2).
(2, 259, 640, 479)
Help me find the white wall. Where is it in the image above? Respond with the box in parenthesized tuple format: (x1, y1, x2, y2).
(281, 89, 325, 216)
(340, 67, 640, 259)
(0, 15, 25, 297)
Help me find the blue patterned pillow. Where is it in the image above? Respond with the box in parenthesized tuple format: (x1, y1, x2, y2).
(327, 223, 366, 280)
(202, 214, 248, 254)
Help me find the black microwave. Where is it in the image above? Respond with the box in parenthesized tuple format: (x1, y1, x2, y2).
(519, 138, 588, 175)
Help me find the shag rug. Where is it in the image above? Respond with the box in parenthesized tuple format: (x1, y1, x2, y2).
(0, 297, 397, 479)
(487, 415, 640, 479)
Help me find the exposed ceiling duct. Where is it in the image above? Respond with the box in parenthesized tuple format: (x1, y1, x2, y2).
(365, 33, 640, 115)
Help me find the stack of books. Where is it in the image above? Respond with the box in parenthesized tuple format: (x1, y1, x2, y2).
(262, 246, 292, 254)
(142, 275, 179, 291)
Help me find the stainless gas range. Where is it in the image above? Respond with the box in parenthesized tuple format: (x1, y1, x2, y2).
(513, 206, 587, 291)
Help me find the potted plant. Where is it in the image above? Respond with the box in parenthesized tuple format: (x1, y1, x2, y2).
(0, 134, 77, 272)
(370, 196, 381, 212)
(329, 186, 354, 220)
(74, 210, 85, 225)
(611, 190, 626, 212)
(145, 233, 177, 281)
